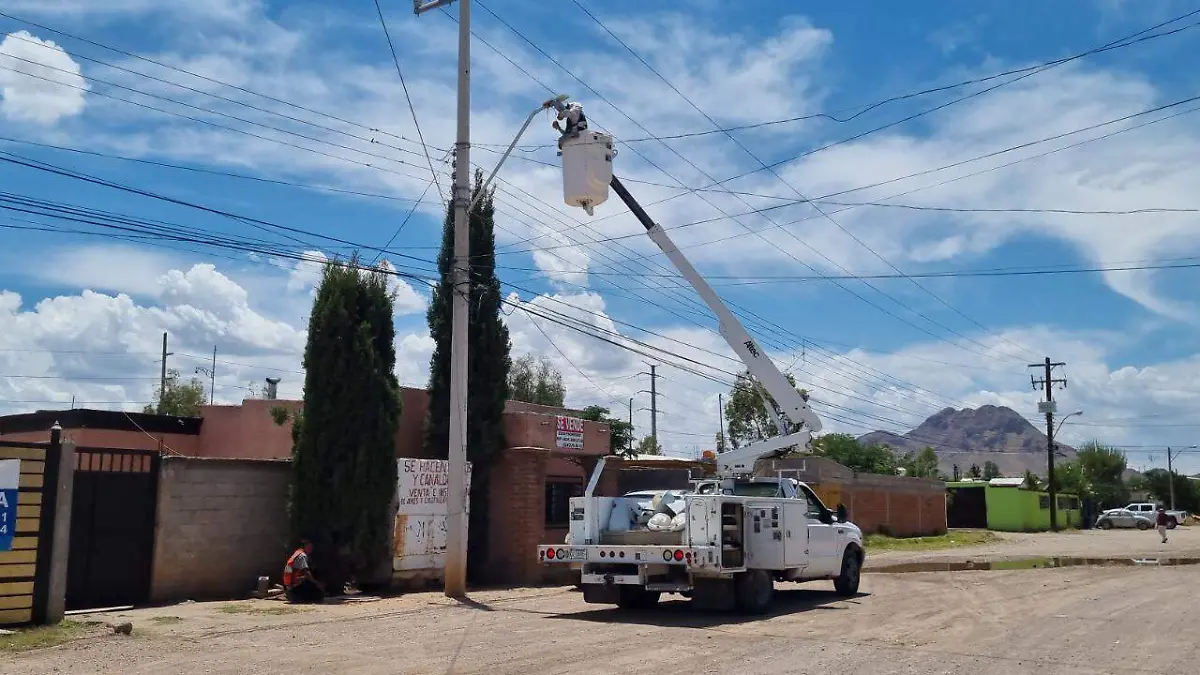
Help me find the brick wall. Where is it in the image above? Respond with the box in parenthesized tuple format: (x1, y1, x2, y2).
(485, 448, 548, 585)
(839, 476, 948, 537)
(149, 457, 291, 603)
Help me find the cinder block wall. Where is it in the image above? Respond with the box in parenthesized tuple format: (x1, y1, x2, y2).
(149, 457, 291, 603)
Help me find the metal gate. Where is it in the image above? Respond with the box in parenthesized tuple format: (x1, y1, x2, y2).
(66, 447, 160, 610)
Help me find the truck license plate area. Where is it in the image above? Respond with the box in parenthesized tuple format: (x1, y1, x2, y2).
(563, 547, 587, 561)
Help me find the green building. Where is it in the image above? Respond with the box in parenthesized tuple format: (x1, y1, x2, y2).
(946, 478, 1081, 532)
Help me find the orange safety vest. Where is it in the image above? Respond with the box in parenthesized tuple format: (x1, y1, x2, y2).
(283, 549, 306, 588)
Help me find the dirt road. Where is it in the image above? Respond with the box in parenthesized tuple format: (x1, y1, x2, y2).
(4, 530, 1197, 674)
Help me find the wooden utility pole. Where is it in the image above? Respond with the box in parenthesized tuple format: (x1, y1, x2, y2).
(1029, 357, 1066, 530)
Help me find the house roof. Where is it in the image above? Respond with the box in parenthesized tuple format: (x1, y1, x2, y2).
(0, 408, 203, 436)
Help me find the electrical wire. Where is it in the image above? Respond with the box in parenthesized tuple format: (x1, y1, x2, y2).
(374, 0, 447, 206)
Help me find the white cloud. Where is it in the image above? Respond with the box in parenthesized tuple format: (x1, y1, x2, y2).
(0, 30, 87, 124)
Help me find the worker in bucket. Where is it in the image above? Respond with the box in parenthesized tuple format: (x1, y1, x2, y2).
(553, 100, 587, 149)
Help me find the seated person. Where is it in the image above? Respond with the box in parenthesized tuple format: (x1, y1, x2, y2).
(283, 538, 325, 603)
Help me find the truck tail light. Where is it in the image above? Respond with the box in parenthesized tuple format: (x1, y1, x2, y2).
(546, 548, 555, 559)
(673, 549, 684, 561)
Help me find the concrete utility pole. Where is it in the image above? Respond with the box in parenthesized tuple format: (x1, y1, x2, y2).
(1165, 446, 1196, 511)
(195, 346, 218, 405)
(157, 332, 173, 412)
(628, 397, 633, 453)
(1029, 357, 1067, 530)
(649, 364, 658, 451)
(414, 0, 470, 599)
(718, 393, 726, 451)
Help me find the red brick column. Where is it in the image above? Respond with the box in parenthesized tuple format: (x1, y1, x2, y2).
(486, 447, 549, 585)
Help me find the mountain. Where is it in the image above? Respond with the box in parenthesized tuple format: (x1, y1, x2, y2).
(856, 405, 1076, 478)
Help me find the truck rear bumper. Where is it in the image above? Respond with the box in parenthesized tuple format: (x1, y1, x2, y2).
(537, 544, 719, 569)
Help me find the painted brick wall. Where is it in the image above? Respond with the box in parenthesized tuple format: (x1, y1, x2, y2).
(149, 457, 291, 603)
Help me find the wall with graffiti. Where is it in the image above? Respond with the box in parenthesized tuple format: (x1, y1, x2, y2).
(392, 458, 472, 573)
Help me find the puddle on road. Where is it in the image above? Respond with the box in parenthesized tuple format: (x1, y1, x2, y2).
(866, 556, 1200, 574)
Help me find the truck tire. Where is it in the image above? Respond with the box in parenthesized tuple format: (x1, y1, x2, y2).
(616, 586, 660, 610)
(734, 570, 774, 615)
(1137, 520, 1151, 530)
(1099, 520, 1113, 530)
(834, 548, 862, 597)
(1167, 517, 1178, 530)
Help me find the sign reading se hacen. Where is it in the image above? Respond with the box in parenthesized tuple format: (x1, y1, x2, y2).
(555, 415, 585, 450)
(394, 458, 472, 572)
(0, 459, 19, 552)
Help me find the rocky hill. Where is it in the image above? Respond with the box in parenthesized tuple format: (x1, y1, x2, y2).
(857, 404, 1075, 478)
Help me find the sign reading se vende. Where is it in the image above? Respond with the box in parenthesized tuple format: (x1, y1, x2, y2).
(555, 415, 585, 450)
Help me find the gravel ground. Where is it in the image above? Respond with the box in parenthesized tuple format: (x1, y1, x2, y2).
(3, 529, 1196, 675)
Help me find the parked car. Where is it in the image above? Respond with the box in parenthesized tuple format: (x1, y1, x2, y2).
(1095, 509, 1156, 530)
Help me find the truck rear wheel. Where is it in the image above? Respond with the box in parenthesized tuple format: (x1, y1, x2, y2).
(616, 586, 660, 610)
(734, 570, 774, 615)
(1167, 517, 1178, 530)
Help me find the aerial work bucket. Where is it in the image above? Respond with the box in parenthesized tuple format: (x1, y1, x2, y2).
(561, 131, 613, 215)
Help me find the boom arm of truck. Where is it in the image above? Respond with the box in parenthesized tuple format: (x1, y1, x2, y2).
(607, 176, 822, 476)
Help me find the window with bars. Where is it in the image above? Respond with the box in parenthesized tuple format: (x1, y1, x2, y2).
(545, 479, 583, 527)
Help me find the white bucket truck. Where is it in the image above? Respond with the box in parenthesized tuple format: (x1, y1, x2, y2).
(535, 99, 864, 614)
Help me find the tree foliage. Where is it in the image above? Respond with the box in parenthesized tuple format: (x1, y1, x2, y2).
(982, 461, 1002, 480)
(814, 433, 899, 475)
(633, 436, 662, 456)
(424, 169, 512, 578)
(508, 353, 565, 407)
(578, 405, 634, 456)
(901, 447, 941, 478)
(143, 368, 206, 416)
(722, 369, 808, 449)
(1052, 441, 1130, 508)
(967, 464, 982, 479)
(1133, 469, 1200, 512)
(1023, 470, 1041, 490)
(289, 256, 401, 588)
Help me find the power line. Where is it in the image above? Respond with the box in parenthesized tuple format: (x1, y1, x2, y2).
(605, 9, 1200, 210)
(477, 1, 1024, 365)
(373, 0, 447, 206)
(0, 10, 433, 152)
(572, 0, 1039, 363)
(0, 56, 430, 179)
(479, 12, 1200, 150)
(0, 135, 427, 202)
(506, 92, 1200, 262)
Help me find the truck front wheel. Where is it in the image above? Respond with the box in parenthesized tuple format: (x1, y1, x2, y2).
(834, 548, 862, 597)
(734, 570, 774, 615)
(616, 586, 660, 610)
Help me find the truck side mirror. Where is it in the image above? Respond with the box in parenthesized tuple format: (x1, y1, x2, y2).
(836, 504, 849, 523)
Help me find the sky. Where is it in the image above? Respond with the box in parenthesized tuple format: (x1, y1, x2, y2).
(2, 0, 1200, 472)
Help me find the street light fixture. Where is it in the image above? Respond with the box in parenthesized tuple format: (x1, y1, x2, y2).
(1054, 409, 1083, 437)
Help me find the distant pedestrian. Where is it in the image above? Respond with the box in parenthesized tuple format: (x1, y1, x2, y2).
(1156, 507, 1169, 543)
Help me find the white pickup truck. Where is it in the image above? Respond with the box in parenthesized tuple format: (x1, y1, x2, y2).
(1098, 502, 1189, 529)
(538, 458, 864, 614)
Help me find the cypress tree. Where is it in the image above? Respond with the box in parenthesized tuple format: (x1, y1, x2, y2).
(425, 168, 512, 578)
(291, 256, 401, 589)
